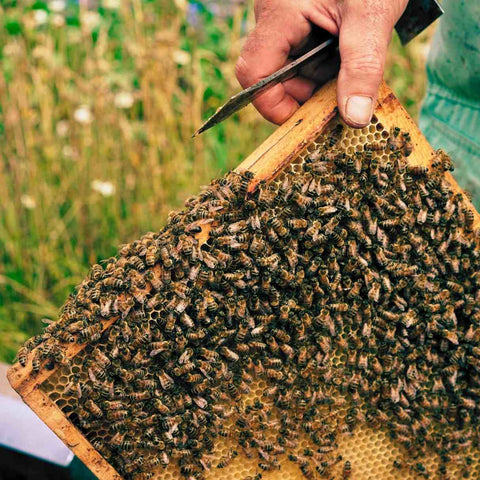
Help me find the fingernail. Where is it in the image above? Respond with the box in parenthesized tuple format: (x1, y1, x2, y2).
(345, 95, 373, 127)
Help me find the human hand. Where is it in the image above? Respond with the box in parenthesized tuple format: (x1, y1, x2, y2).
(235, 0, 409, 127)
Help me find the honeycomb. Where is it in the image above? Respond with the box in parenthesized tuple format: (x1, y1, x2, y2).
(41, 357, 480, 480)
(281, 116, 395, 180)
(31, 112, 480, 480)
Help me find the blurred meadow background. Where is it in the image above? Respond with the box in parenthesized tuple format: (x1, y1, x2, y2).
(0, 0, 434, 362)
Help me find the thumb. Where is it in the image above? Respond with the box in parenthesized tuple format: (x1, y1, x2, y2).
(337, 3, 397, 128)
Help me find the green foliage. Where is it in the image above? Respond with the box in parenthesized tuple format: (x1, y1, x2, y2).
(0, 0, 431, 363)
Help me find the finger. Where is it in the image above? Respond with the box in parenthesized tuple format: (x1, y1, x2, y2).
(235, 8, 311, 124)
(248, 83, 300, 125)
(336, 1, 398, 127)
(283, 77, 317, 104)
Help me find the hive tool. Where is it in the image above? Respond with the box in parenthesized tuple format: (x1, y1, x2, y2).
(193, 0, 443, 137)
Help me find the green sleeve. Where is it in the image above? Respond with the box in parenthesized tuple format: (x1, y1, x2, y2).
(419, 0, 480, 210)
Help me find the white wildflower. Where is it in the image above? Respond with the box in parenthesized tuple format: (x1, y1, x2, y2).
(33, 9, 48, 26)
(49, 0, 66, 12)
(51, 14, 66, 27)
(56, 120, 69, 137)
(20, 195, 36, 210)
(173, 50, 190, 66)
(3, 43, 22, 58)
(81, 11, 101, 30)
(91, 180, 115, 197)
(174, 0, 187, 11)
(62, 145, 78, 159)
(114, 91, 134, 109)
(74, 105, 93, 125)
(103, 0, 120, 9)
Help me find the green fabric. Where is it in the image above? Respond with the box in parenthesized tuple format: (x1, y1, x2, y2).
(419, 0, 480, 210)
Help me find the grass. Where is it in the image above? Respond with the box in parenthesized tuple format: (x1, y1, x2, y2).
(0, 0, 433, 363)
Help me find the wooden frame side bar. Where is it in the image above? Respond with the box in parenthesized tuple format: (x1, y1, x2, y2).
(22, 387, 122, 479)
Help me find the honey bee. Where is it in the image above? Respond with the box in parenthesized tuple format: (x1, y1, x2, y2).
(266, 369, 284, 381)
(92, 348, 111, 369)
(279, 343, 294, 358)
(78, 323, 102, 346)
(107, 409, 129, 421)
(402, 133, 413, 156)
(90, 264, 104, 281)
(102, 277, 125, 290)
(314, 309, 335, 336)
(157, 370, 174, 391)
(234, 321, 248, 345)
(407, 164, 428, 176)
(243, 474, 263, 480)
(85, 399, 103, 418)
(31, 348, 43, 373)
(16, 345, 30, 367)
(216, 449, 238, 469)
(199, 347, 219, 362)
(219, 346, 239, 362)
(186, 328, 206, 342)
(173, 282, 191, 299)
(127, 390, 151, 402)
(88, 284, 103, 301)
(150, 398, 170, 415)
(367, 282, 380, 303)
(91, 440, 111, 458)
(447, 280, 465, 295)
(65, 318, 86, 334)
(127, 255, 144, 271)
(115, 296, 134, 319)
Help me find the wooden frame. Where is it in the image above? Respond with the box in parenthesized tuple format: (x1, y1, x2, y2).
(7, 79, 480, 480)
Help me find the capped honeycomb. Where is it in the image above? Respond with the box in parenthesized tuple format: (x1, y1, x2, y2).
(9, 82, 480, 480)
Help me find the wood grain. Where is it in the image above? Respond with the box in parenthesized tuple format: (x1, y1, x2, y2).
(7, 316, 120, 397)
(23, 387, 122, 479)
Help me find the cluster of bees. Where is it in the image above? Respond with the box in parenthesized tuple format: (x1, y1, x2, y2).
(18, 123, 480, 480)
